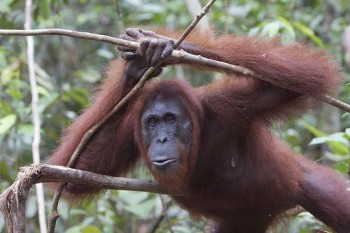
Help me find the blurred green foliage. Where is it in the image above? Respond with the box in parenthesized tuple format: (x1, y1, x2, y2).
(0, 0, 349, 232)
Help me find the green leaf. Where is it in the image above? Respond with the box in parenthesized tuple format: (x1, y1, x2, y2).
(81, 226, 102, 233)
(18, 124, 34, 136)
(276, 16, 296, 40)
(0, 100, 11, 115)
(293, 22, 323, 47)
(7, 89, 23, 100)
(333, 162, 349, 174)
(302, 121, 326, 137)
(0, 161, 12, 182)
(327, 133, 349, 146)
(261, 21, 281, 38)
(38, 86, 50, 97)
(324, 152, 348, 162)
(303, 122, 349, 155)
(0, 114, 16, 134)
(345, 128, 350, 138)
(39, 0, 51, 19)
(309, 137, 328, 145)
(310, 133, 349, 155)
(309, 133, 349, 147)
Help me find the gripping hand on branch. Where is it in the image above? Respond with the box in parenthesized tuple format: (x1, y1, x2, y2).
(117, 28, 175, 86)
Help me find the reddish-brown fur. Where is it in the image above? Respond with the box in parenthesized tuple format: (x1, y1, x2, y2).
(47, 31, 350, 232)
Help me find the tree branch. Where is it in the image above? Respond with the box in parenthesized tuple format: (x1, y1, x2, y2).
(0, 164, 182, 233)
(0, 28, 348, 112)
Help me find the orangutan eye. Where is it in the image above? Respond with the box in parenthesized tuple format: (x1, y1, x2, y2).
(165, 114, 176, 123)
(149, 117, 158, 126)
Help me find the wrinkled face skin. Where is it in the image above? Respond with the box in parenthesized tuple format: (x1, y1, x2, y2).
(141, 97, 192, 177)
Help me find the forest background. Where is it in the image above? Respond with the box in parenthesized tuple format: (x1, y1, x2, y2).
(0, 0, 349, 232)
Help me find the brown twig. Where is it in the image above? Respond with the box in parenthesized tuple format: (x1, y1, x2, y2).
(174, 0, 215, 48)
(0, 28, 348, 112)
(319, 95, 350, 113)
